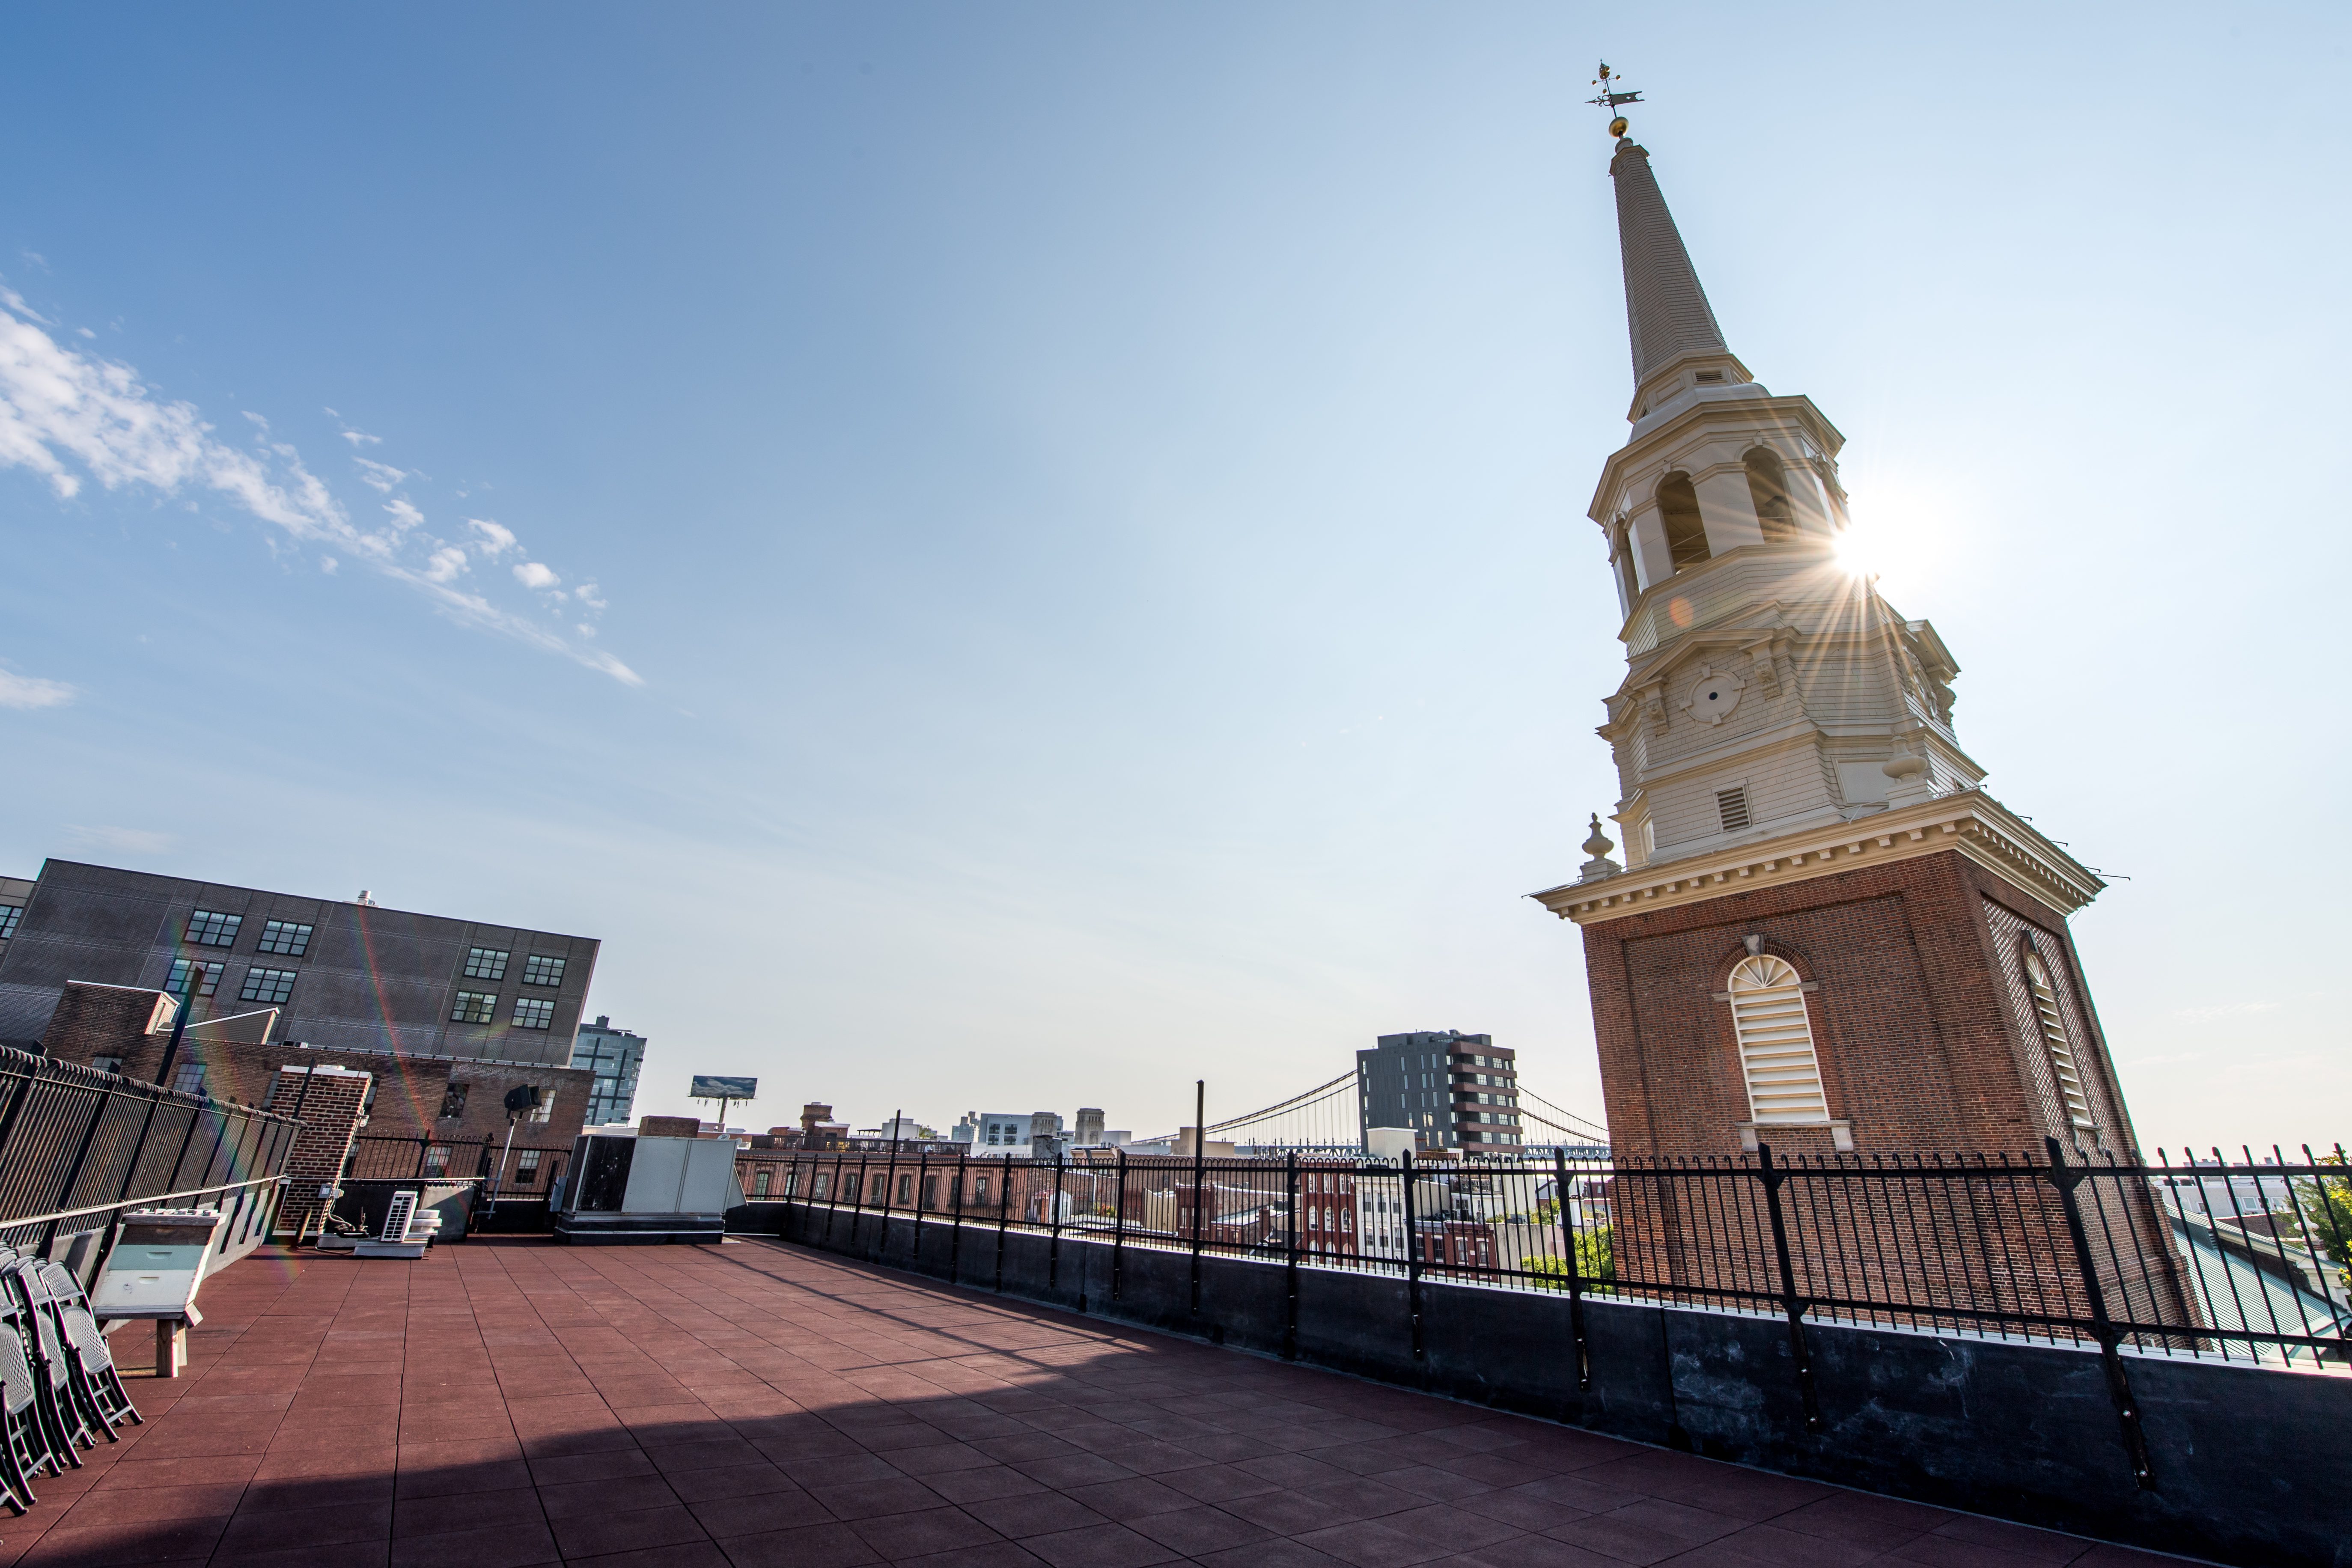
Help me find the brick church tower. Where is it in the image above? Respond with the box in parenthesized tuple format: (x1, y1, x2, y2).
(1533, 122, 2147, 1172)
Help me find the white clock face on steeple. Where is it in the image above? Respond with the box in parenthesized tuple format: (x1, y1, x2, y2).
(1682, 664, 1743, 725)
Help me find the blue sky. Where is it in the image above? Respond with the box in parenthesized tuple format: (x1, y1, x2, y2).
(2, 3, 2344, 1148)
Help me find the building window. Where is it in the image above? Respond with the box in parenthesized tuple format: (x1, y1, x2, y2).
(2024, 951, 2096, 1130)
(166, 959, 221, 997)
(521, 954, 566, 988)
(515, 1149, 542, 1186)
(1658, 473, 1710, 569)
(91, 1055, 123, 1076)
(811, 1172, 830, 1200)
(438, 1083, 470, 1120)
(451, 991, 497, 1025)
(896, 1174, 914, 1204)
(1745, 447, 1800, 544)
(423, 1146, 452, 1177)
(528, 1091, 552, 1124)
(974, 1175, 991, 1206)
(256, 919, 313, 957)
(241, 967, 298, 1006)
(753, 1168, 773, 1197)
(1726, 955, 1830, 1125)
(463, 947, 509, 982)
(172, 1062, 208, 1096)
(0, 905, 21, 940)
(512, 997, 556, 1030)
(185, 909, 242, 948)
(1716, 787, 1752, 833)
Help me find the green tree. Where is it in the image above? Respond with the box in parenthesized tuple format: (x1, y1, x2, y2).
(2281, 1152, 2352, 1291)
(1524, 1224, 1614, 1288)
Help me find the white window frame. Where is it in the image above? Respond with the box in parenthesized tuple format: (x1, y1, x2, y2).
(1725, 955, 1830, 1125)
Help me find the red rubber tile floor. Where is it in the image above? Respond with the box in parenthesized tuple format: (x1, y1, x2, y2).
(0, 1238, 2200, 1568)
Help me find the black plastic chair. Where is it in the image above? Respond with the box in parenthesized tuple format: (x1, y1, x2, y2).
(1, 1262, 91, 1467)
(0, 1322, 46, 1513)
(35, 1263, 137, 1437)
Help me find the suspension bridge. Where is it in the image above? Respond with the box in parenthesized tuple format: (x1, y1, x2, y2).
(1132, 1066, 1608, 1154)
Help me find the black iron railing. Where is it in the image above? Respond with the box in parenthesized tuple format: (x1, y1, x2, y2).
(0, 1044, 300, 1269)
(343, 1133, 573, 1219)
(743, 1141, 2352, 1372)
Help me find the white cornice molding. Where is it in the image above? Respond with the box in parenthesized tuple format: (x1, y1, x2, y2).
(1530, 791, 2103, 927)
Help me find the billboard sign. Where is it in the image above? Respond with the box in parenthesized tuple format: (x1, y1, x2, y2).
(690, 1075, 758, 1102)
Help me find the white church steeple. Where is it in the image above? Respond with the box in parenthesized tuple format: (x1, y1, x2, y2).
(1581, 119, 1987, 875)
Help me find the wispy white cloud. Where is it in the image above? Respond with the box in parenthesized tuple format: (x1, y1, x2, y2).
(0, 289, 638, 686)
(66, 824, 175, 855)
(574, 581, 607, 610)
(353, 457, 405, 493)
(0, 669, 75, 709)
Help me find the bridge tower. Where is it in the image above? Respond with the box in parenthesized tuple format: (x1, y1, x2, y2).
(1532, 95, 2147, 1172)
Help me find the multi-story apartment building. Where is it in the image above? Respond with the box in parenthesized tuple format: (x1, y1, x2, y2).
(0, 860, 598, 1065)
(1355, 1030, 1523, 1152)
(569, 1015, 646, 1126)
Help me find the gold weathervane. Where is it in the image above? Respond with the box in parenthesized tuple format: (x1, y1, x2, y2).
(1587, 61, 1642, 138)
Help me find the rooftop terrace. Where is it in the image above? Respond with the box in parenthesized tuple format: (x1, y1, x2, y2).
(3, 1239, 2185, 1568)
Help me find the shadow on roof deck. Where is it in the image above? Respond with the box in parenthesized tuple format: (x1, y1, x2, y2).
(0, 1239, 2192, 1568)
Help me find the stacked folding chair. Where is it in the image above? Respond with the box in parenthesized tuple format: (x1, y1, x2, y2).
(0, 1293, 58, 1514)
(32, 1264, 139, 1438)
(0, 1261, 95, 1472)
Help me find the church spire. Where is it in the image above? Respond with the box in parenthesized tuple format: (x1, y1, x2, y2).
(1609, 135, 1729, 395)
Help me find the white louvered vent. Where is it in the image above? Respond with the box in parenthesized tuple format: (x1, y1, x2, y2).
(1726, 955, 1829, 1125)
(1716, 787, 1752, 833)
(2024, 952, 2095, 1129)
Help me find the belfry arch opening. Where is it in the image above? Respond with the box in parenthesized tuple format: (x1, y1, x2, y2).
(1745, 447, 1799, 544)
(1658, 473, 1709, 569)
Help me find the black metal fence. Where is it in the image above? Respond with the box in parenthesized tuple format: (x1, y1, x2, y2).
(0, 1044, 299, 1276)
(344, 1134, 575, 1230)
(747, 1140, 2352, 1376)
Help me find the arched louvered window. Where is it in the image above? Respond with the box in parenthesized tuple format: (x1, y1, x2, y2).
(1744, 448, 1799, 544)
(1725, 955, 1829, 1125)
(2024, 951, 2095, 1130)
(1658, 473, 1711, 569)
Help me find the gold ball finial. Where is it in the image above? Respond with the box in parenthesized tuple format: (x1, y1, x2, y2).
(1608, 116, 1629, 138)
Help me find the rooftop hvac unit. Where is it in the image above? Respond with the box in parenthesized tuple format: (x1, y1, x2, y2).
(553, 1131, 741, 1245)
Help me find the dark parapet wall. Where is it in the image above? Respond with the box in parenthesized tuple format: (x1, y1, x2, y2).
(737, 1199, 2351, 1568)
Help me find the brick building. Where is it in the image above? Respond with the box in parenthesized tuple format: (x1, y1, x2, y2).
(1529, 119, 2187, 1328)
(41, 979, 594, 1156)
(0, 860, 598, 1065)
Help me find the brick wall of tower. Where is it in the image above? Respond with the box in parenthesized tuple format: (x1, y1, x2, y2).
(1579, 847, 2130, 1161)
(1578, 847, 2192, 1335)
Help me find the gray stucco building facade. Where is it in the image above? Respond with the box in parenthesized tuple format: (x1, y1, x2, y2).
(0, 860, 598, 1065)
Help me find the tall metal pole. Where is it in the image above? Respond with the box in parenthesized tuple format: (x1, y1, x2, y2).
(1401, 1149, 1424, 1363)
(1189, 1079, 1206, 1317)
(1283, 1150, 1300, 1360)
(153, 962, 206, 1089)
(1048, 1145, 1066, 1291)
(1554, 1146, 1591, 1392)
(1111, 1147, 1128, 1301)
